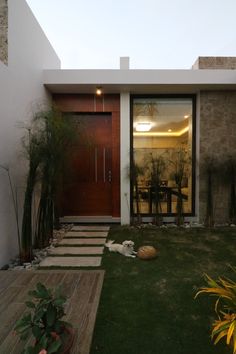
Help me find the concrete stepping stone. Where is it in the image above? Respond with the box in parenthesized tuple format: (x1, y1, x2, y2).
(71, 225, 110, 231)
(39, 256, 101, 268)
(65, 231, 108, 238)
(49, 246, 104, 255)
(58, 238, 106, 246)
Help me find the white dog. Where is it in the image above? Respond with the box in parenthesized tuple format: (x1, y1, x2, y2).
(105, 240, 137, 258)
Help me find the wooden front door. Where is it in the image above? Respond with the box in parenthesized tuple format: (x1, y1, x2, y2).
(62, 114, 113, 216)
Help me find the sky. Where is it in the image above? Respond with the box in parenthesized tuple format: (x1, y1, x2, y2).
(25, 0, 236, 70)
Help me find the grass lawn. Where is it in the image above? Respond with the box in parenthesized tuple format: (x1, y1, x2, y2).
(90, 225, 236, 354)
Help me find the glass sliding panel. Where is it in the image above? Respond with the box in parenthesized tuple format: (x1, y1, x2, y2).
(132, 97, 194, 215)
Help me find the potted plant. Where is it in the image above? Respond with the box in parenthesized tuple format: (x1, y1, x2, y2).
(195, 271, 236, 353)
(14, 282, 74, 354)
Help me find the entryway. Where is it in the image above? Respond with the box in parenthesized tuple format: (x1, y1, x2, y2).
(53, 93, 121, 221)
(62, 114, 113, 216)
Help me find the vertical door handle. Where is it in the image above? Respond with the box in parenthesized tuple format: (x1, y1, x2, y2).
(94, 148, 98, 183)
(108, 170, 112, 183)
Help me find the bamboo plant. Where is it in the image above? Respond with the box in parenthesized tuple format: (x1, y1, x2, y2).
(147, 153, 165, 225)
(129, 150, 146, 224)
(21, 127, 44, 262)
(20, 106, 76, 261)
(34, 108, 76, 248)
(168, 147, 190, 226)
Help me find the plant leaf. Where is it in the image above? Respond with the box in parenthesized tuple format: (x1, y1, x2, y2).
(32, 325, 42, 339)
(53, 298, 65, 307)
(36, 282, 50, 299)
(213, 329, 228, 345)
(46, 305, 57, 327)
(227, 321, 235, 345)
(25, 301, 35, 309)
(47, 338, 62, 354)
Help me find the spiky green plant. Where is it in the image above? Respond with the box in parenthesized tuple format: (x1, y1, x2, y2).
(195, 270, 236, 353)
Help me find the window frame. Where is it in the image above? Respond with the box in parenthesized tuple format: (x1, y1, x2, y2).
(130, 94, 196, 217)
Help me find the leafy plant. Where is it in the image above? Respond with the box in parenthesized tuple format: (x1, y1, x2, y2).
(14, 282, 72, 354)
(195, 270, 236, 353)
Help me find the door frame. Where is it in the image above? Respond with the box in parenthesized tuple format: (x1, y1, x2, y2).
(53, 94, 120, 219)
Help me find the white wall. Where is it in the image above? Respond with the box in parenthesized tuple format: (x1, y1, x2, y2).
(0, 0, 60, 267)
(120, 92, 130, 225)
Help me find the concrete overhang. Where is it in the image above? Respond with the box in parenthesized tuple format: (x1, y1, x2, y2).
(43, 69, 236, 94)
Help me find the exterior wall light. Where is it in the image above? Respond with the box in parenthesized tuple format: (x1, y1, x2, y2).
(96, 87, 103, 96)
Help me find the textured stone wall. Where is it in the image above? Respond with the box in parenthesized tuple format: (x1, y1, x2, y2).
(0, 0, 7, 65)
(199, 91, 236, 223)
(193, 57, 236, 70)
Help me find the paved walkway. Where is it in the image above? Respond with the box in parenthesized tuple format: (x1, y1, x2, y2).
(40, 225, 109, 268)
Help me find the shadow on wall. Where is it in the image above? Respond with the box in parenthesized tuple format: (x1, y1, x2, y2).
(0, 0, 8, 65)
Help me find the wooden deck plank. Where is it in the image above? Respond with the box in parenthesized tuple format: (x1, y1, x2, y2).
(0, 270, 104, 354)
(13, 273, 51, 303)
(0, 286, 23, 313)
(0, 303, 25, 344)
(0, 272, 19, 293)
(11, 272, 35, 287)
(67, 272, 104, 354)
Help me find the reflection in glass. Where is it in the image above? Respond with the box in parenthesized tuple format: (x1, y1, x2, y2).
(132, 97, 193, 215)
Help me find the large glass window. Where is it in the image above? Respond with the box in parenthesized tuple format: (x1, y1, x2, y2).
(131, 96, 195, 216)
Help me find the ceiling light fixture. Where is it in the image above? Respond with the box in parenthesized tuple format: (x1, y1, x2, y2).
(96, 87, 103, 96)
(168, 129, 172, 132)
(136, 122, 152, 132)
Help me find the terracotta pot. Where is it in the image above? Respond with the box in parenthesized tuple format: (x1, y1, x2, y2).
(61, 326, 75, 354)
(36, 327, 75, 354)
